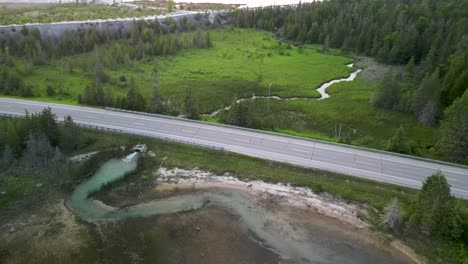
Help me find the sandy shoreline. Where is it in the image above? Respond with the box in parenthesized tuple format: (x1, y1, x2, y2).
(156, 167, 368, 228)
(154, 167, 423, 264)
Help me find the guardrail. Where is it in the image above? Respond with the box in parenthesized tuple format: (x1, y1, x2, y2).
(0, 112, 124, 133)
(0, 112, 224, 152)
(105, 107, 468, 169)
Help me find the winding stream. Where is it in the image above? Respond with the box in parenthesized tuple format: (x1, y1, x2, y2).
(207, 63, 362, 117)
(68, 153, 413, 264)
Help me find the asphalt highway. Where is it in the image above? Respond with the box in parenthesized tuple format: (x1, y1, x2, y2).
(1, 98, 467, 198)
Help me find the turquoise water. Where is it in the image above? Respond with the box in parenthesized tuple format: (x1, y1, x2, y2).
(69, 153, 138, 219)
(68, 153, 412, 264)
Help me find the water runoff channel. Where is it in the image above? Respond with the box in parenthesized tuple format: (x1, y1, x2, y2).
(207, 63, 362, 117)
(67, 151, 414, 264)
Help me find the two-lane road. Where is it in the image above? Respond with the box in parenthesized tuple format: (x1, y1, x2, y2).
(1, 98, 467, 198)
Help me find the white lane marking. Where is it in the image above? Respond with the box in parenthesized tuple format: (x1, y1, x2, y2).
(87, 115, 99, 119)
(355, 160, 376, 166)
(232, 137, 250, 143)
(0, 104, 10, 108)
(181, 128, 197, 133)
(61, 119, 468, 197)
(133, 122, 145, 126)
(77, 120, 421, 185)
(291, 148, 311, 154)
(0, 99, 290, 141)
(1, 99, 467, 176)
(452, 188, 468, 194)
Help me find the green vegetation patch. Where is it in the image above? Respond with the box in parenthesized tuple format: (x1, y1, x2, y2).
(0, 3, 160, 25)
(17, 28, 352, 113)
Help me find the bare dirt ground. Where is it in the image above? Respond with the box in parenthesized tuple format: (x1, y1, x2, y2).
(355, 57, 405, 82)
(0, 200, 282, 264)
(0, 200, 89, 264)
(97, 167, 421, 264)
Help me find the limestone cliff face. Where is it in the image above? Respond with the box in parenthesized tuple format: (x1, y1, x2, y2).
(0, 10, 232, 39)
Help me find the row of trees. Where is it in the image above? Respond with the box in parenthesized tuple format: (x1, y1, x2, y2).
(0, 108, 80, 169)
(380, 81, 467, 162)
(78, 69, 199, 119)
(0, 14, 214, 62)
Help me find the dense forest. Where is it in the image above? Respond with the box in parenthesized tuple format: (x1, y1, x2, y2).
(233, 0, 468, 162)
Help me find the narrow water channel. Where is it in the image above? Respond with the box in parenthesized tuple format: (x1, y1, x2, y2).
(68, 153, 413, 264)
(207, 63, 362, 117)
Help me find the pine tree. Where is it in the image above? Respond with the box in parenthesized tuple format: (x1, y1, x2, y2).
(322, 35, 330, 53)
(409, 172, 463, 240)
(386, 126, 411, 154)
(406, 56, 415, 79)
(184, 88, 198, 119)
(6, 121, 21, 157)
(39, 107, 59, 147)
(412, 68, 441, 116)
(371, 72, 401, 109)
(61, 115, 80, 153)
(166, 0, 174, 13)
(438, 90, 468, 163)
(0, 145, 14, 169)
(148, 69, 165, 114)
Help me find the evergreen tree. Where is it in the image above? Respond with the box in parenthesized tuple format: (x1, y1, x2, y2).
(412, 68, 441, 117)
(371, 73, 401, 109)
(166, 0, 174, 13)
(184, 88, 198, 119)
(38, 107, 59, 147)
(61, 115, 80, 153)
(438, 90, 468, 163)
(386, 126, 411, 154)
(0, 145, 14, 169)
(406, 56, 415, 79)
(5, 121, 21, 157)
(148, 69, 165, 114)
(409, 172, 463, 240)
(322, 35, 329, 53)
(126, 78, 146, 111)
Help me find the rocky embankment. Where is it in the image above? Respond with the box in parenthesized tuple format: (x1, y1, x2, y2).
(0, 10, 231, 38)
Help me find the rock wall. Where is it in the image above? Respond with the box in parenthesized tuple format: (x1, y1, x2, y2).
(0, 10, 232, 39)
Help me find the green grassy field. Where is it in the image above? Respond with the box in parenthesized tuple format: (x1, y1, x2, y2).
(0, 3, 160, 25)
(19, 28, 352, 113)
